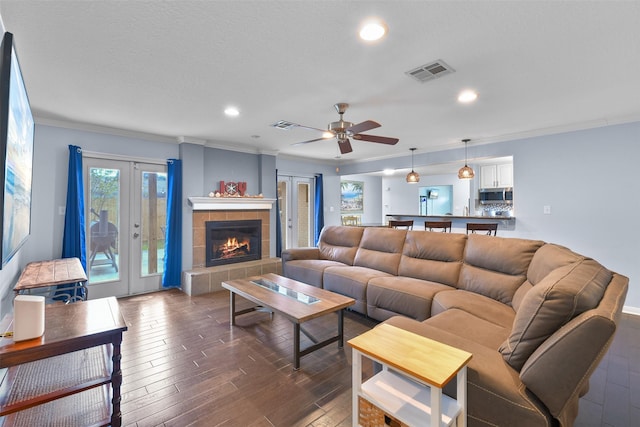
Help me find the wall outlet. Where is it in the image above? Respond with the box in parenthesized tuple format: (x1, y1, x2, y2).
(543, 205, 551, 215)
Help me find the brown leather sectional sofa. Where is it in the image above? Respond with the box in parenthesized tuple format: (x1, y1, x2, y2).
(281, 225, 628, 427)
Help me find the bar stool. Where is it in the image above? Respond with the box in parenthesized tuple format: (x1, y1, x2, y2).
(388, 220, 414, 230)
(341, 215, 361, 226)
(425, 221, 452, 232)
(466, 223, 498, 236)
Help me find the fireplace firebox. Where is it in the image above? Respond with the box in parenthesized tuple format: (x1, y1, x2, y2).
(205, 219, 262, 267)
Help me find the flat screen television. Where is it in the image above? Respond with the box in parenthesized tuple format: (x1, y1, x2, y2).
(0, 31, 34, 268)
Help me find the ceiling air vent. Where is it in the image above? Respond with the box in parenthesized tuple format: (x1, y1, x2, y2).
(406, 60, 455, 83)
(271, 120, 298, 130)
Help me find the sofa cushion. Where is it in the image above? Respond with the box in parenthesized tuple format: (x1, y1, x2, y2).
(512, 243, 584, 312)
(366, 276, 453, 321)
(431, 289, 516, 329)
(458, 234, 544, 305)
(527, 243, 584, 285)
(318, 225, 364, 265)
(283, 259, 347, 288)
(499, 258, 612, 371)
(398, 231, 466, 287)
(323, 265, 393, 315)
(353, 227, 405, 275)
(423, 308, 512, 349)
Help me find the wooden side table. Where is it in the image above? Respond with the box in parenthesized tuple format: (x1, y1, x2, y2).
(0, 296, 127, 426)
(14, 258, 88, 303)
(348, 323, 472, 427)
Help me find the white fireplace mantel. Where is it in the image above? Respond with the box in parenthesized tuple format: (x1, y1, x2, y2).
(188, 196, 276, 211)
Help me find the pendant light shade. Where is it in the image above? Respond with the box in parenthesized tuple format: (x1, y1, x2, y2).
(406, 148, 420, 183)
(458, 139, 475, 179)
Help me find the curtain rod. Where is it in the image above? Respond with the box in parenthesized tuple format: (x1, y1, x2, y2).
(81, 150, 168, 165)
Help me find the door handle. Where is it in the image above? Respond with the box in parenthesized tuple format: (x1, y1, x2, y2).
(133, 233, 140, 238)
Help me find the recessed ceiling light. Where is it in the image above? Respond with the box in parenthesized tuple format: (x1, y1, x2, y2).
(458, 90, 478, 103)
(224, 106, 240, 117)
(359, 19, 387, 41)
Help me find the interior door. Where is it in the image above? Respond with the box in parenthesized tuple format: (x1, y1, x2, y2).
(84, 157, 166, 298)
(277, 175, 314, 250)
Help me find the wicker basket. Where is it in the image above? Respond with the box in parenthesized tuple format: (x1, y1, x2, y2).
(358, 396, 408, 427)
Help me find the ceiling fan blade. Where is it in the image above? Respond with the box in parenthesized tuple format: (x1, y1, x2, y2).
(347, 120, 380, 134)
(352, 134, 399, 145)
(338, 139, 353, 154)
(291, 137, 328, 146)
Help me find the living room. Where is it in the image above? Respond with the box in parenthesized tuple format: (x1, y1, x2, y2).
(0, 2, 638, 425)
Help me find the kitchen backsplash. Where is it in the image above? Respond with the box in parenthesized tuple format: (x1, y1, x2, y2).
(477, 203, 513, 217)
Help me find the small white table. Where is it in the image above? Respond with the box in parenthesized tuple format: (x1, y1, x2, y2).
(348, 323, 472, 427)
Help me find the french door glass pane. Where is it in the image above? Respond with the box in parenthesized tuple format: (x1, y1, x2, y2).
(88, 167, 120, 283)
(277, 180, 288, 248)
(296, 182, 310, 247)
(141, 171, 167, 276)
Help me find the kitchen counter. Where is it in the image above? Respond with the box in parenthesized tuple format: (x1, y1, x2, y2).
(385, 214, 516, 233)
(386, 214, 515, 220)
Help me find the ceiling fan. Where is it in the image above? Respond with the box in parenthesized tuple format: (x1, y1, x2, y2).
(275, 103, 399, 154)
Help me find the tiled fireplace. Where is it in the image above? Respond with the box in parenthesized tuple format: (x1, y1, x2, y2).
(192, 209, 270, 268)
(205, 219, 262, 267)
(184, 197, 280, 296)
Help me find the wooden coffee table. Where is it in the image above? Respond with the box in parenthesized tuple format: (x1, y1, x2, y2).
(222, 273, 355, 369)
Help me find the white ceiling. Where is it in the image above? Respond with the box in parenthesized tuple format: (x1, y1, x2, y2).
(1, 1, 639, 164)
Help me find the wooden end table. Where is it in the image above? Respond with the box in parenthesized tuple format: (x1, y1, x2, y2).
(348, 323, 472, 427)
(0, 296, 127, 426)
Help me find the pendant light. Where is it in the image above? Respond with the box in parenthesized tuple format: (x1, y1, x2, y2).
(458, 139, 475, 179)
(406, 148, 420, 183)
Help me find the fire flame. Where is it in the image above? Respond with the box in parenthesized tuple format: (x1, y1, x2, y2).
(222, 237, 249, 252)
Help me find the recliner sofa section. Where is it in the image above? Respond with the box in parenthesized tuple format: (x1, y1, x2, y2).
(280, 225, 629, 426)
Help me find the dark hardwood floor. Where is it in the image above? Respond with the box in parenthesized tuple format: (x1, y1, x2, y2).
(117, 289, 639, 427)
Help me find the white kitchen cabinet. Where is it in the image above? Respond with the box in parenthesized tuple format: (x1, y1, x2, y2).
(481, 163, 513, 188)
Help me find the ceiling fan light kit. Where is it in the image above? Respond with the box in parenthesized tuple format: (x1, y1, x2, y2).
(281, 103, 399, 155)
(458, 139, 475, 179)
(406, 147, 420, 183)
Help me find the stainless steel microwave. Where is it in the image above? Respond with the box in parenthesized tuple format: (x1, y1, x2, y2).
(479, 187, 513, 204)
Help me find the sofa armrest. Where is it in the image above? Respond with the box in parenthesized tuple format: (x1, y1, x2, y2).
(281, 248, 320, 262)
(519, 274, 627, 426)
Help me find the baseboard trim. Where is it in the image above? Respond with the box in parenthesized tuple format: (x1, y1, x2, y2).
(622, 305, 640, 316)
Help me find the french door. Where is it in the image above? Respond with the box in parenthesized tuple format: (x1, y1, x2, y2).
(277, 175, 314, 250)
(84, 157, 167, 298)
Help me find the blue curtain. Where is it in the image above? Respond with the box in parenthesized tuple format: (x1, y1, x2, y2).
(58, 145, 86, 300)
(314, 174, 324, 245)
(162, 159, 182, 288)
(275, 170, 282, 257)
